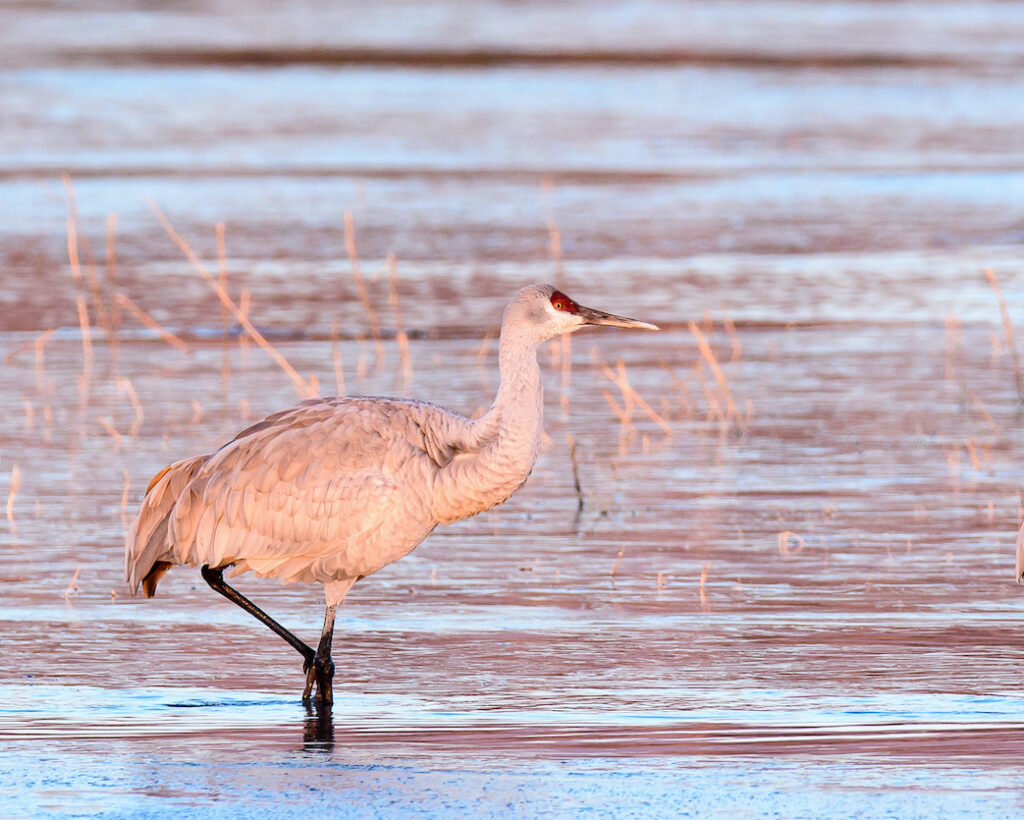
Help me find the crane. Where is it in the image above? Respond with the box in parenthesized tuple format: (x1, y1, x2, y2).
(125, 283, 658, 704)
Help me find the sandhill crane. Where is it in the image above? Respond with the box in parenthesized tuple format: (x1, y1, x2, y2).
(125, 284, 657, 703)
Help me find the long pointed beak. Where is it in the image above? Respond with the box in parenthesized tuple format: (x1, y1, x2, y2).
(577, 305, 659, 331)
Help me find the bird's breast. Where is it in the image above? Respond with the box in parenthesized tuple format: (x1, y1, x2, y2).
(430, 444, 537, 525)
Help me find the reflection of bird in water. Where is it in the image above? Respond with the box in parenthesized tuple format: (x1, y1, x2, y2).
(125, 284, 658, 703)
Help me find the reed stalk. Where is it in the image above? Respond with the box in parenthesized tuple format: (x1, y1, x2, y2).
(149, 201, 316, 398)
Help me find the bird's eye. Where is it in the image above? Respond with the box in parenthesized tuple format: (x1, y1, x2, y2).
(550, 291, 577, 313)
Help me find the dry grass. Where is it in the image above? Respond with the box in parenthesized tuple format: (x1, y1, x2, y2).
(542, 177, 565, 291)
(97, 417, 124, 451)
(969, 391, 1000, 436)
(237, 287, 251, 364)
(388, 254, 413, 389)
(63, 566, 81, 600)
(105, 213, 121, 369)
(610, 547, 625, 583)
(984, 268, 1024, 403)
(5, 465, 20, 525)
(344, 211, 385, 370)
(117, 377, 144, 436)
(120, 471, 132, 530)
(65, 212, 93, 400)
(64, 175, 114, 356)
(660, 363, 696, 418)
(541, 183, 574, 415)
(945, 311, 963, 383)
(723, 316, 742, 362)
(216, 222, 230, 386)
(559, 332, 572, 417)
(149, 202, 317, 398)
(690, 322, 741, 429)
(4, 328, 56, 371)
(330, 322, 346, 395)
(474, 331, 494, 362)
(567, 433, 584, 513)
(114, 293, 191, 353)
(592, 348, 673, 438)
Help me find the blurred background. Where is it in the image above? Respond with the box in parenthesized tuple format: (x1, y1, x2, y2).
(3, 0, 1023, 329)
(3, 2, 1024, 817)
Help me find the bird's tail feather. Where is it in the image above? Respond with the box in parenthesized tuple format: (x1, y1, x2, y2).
(125, 454, 209, 596)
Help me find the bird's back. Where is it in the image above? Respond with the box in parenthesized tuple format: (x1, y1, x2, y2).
(125, 396, 482, 595)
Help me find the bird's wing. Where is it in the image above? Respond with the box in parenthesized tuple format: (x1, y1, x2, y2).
(166, 398, 434, 581)
(125, 453, 209, 592)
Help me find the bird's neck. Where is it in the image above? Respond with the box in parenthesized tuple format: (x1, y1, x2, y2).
(432, 328, 545, 525)
(484, 327, 544, 450)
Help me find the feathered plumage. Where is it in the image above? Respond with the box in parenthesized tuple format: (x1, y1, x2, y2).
(123, 283, 657, 703)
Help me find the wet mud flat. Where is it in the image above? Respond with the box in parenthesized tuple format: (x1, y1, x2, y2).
(5, 0, 1024, 817)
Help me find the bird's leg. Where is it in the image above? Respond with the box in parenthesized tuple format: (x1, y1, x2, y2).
(302, 603, 338, 705)
(200, 565, 316, 668)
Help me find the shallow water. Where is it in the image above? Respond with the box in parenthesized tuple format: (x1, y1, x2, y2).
(4, 1, 1024, 817)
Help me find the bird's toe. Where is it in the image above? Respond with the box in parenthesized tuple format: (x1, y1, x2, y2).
(301, 653, 335, 704)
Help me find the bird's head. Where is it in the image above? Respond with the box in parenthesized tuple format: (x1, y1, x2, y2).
(505, 283, 659, 344)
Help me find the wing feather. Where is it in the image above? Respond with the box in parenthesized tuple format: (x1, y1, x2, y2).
(129, 396, 473, 591)
(167, 401, 407, 573)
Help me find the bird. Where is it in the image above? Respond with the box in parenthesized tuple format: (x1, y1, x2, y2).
(125, 283, 658, 704)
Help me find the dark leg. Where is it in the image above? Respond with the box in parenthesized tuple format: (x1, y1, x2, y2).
(201, 564, 315, 668)
(302, 603, 338, 705)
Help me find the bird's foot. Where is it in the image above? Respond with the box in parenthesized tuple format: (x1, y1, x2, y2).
(301, 654, 335, 705)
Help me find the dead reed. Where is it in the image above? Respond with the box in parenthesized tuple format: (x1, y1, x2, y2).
(355, 333, 369, 384)
(559, 332, 573, 418)
(660, 363, 696, 418)
(388, 254, 413, 389)
(149, 202, 317, 398)
(690, 322, 741, 429)
(65, 212, 93, 400)
(610, 547, 625, 583)
(542, 178, 565, 291)
(723, 315, 742, 362)
(945, 311, 963, 383)
(567, 433, 584, 512)
(969, 391, 1000, 435)
(331, 322, 346, 395)
(64, 175, 114, 358)
(120, 471, 131, 529)
(344, 212, 385, 370)
(117, 377, 144, 436)
(5, 465, 20, 524)
(216, 222, 230, 386)
(114, 293, 191, 353)
(238, 287, 251, 365)
(539, 182, 575, 414)
(98, 417, 123, 450)
(105, 213, 121, 368)
(4, 328, 56, 369)
(63, 566, 81, 600)
(984, 268, 1024, 403)
(592, 348, 673, 439)
(693, 361, 725, 424)
(474, 331, 494, 362)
